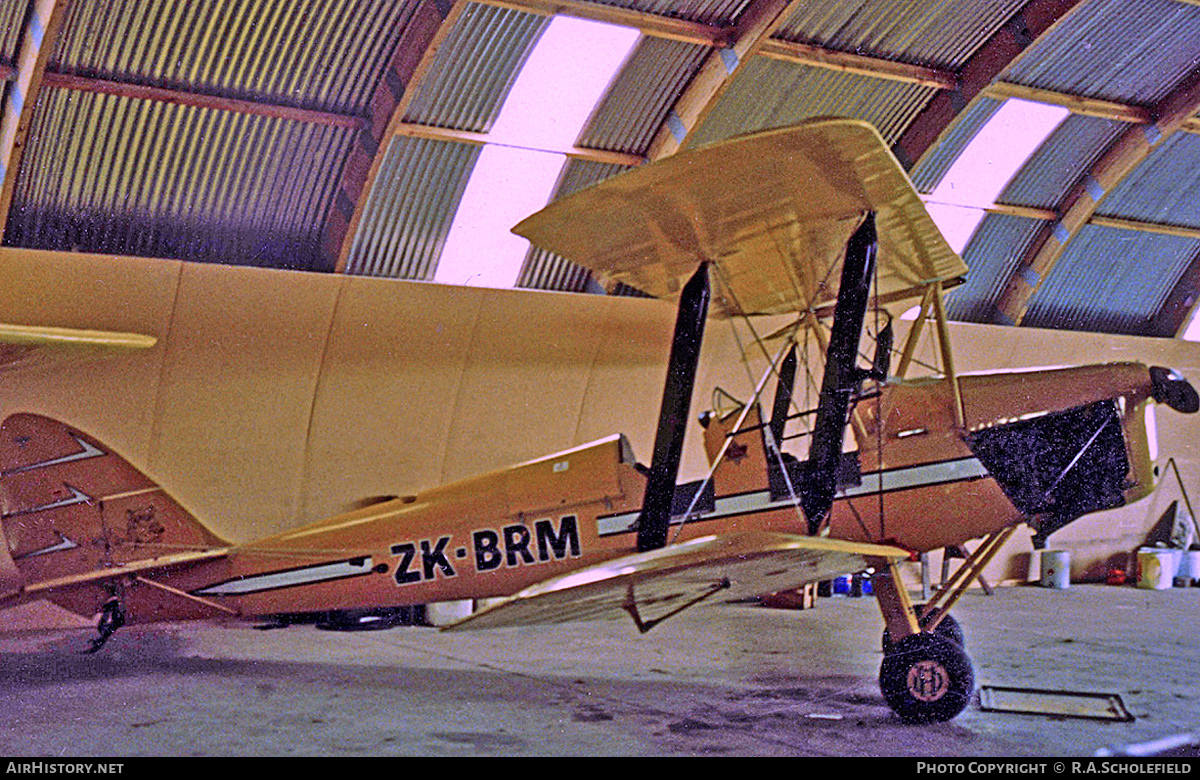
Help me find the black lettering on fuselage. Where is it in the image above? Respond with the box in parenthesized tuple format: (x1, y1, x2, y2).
(474, 529, 502, 572)
(390, 542, 420, 584)
(469, 515, 582, 573)
(536, 515, 580, 561)
(503, 524, 535, 566)
(421, 536, 456, 579)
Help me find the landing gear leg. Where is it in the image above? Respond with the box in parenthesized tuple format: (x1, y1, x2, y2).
(868, 556, 974, 723)
(84, 596, 126, 654)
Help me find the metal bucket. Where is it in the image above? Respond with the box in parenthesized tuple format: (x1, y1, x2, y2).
(1040, 550, 1071, 589)
(1137, 548, 1182, 590)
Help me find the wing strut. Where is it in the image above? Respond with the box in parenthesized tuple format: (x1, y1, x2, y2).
(801, 213, 878, 534)
(768, 343, 799, 447)
(637, 263, 710, 552)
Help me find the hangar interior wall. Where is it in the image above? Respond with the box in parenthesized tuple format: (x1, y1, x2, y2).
(2, 247, 1199, 626)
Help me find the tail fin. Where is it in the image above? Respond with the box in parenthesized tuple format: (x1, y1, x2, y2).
(0, 413, 225, 604)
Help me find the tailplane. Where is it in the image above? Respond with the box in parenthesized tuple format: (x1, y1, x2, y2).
(0, 413, 225, 614)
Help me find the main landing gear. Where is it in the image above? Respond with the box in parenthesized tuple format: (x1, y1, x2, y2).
(879, 630, 974, 724)
(868, 557, 975, 723)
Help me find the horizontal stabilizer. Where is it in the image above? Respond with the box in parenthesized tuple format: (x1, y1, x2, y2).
(446, 531, 908, 633)
(8, 548, 230, 604)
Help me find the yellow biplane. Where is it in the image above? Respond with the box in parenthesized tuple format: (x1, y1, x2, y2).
(1, 119, 1194, 724)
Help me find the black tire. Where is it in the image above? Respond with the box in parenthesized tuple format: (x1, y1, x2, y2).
(879, 632, 975, 723)
(881, 604, 964, 652)
(316, 606, 424, 631)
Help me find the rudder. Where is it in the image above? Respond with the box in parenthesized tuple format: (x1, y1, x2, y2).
(0, 413, 225, 614)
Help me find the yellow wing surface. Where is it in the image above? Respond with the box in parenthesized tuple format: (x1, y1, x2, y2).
(513, 118, 966, 319)
(446, 531, 908, 632)
(0, 322, 157, 370)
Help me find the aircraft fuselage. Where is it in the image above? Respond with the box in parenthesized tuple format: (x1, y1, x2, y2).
(122, 361, 1165, 623)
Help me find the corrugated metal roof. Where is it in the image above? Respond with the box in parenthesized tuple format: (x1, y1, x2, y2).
(1004, 0, 1200, 106)
(946, 212, 1047, 323)
(0, 0, 25, 63)
(0, 0, 1196, 340)
(1097, 131, 1200, 229)
(775, 0, 1028, 70)
(401, 2, 546, 132)
(999, 114, 1128, 210)
(52, 0, 419, 115)
(344, 136, 480, 279)
(686, 57, 938, 149)
(1023, 222, 1199, 334)
(600, 0, 753, 27)
(576, 35, 709, 155)
(7, 87, 352, 269)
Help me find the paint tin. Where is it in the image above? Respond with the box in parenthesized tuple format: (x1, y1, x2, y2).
(1040, 550, 1071, 589)
(832, 575, 852, 595)
(1136, 548, 1182, 590)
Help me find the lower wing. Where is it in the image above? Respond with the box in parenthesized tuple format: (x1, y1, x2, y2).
(446, 531, 909, 633)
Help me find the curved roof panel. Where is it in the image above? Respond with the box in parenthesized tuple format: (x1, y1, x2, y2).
(0, 0, 1196, 338)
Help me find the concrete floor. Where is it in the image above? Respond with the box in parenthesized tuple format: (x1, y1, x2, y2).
(0, 584, 1197, 757)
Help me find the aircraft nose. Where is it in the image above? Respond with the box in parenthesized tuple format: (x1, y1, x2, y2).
(1150, 366, 1200, 413)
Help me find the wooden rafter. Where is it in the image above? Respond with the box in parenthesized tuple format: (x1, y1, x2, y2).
(991, 65, 1200, 326)
(391, 121, 644, 167)
(323, 0, 461, 274)
(39, 71, 368, 129)
(645, 0, 801, 161)
(0, 0, 71, 240)
(472, 0, 728, 46)
(985, 80, 1152, 125)
(892, 0, 1089, 171)
(758, 38, 957, 90)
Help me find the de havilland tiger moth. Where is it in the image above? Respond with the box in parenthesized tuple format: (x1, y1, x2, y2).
(0, 119, 1195, 723)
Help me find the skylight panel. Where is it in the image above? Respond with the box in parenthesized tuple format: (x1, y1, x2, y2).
(1182, 308, 1200, 341)
(925, 99, 1070, 253)
(435, 17, 640, 289)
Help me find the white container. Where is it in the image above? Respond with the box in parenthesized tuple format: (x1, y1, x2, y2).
(1040, 550, 1071, 589)
(1137, 548, 1183, 590)
(424, 599, 475, 626)
(1179, 550, 1200, 585)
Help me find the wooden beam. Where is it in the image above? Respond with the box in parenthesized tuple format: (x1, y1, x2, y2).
(1089, 214, 1200, 241)
(40, 71, 368, 129)
(0, 0, 72, 240)
(992, 65, 1200, 326)
(392, 121, 645, 167)
(324, 0, 458, 274)
(645, 0, 801, 161)
(758, 38, 957, 90)
(985, 80, 1153, 124)
(472, 0, 728, 47)
(892, 0, 1088, 171)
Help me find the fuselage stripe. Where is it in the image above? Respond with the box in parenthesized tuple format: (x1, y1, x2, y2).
(596, 456, 989, 537)
(193, 557, 374, 597)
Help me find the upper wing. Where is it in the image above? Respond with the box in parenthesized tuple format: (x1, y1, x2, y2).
(513, 118, 966, 319)
(0, 322, 157, 370)
(445, 531, 908, 632)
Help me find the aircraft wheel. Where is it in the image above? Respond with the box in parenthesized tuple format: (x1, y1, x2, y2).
(878, 632, 975, 724)
(881, 604, 964, 652)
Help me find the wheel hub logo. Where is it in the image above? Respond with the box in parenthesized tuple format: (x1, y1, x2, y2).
(907, 660, 949, 702)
